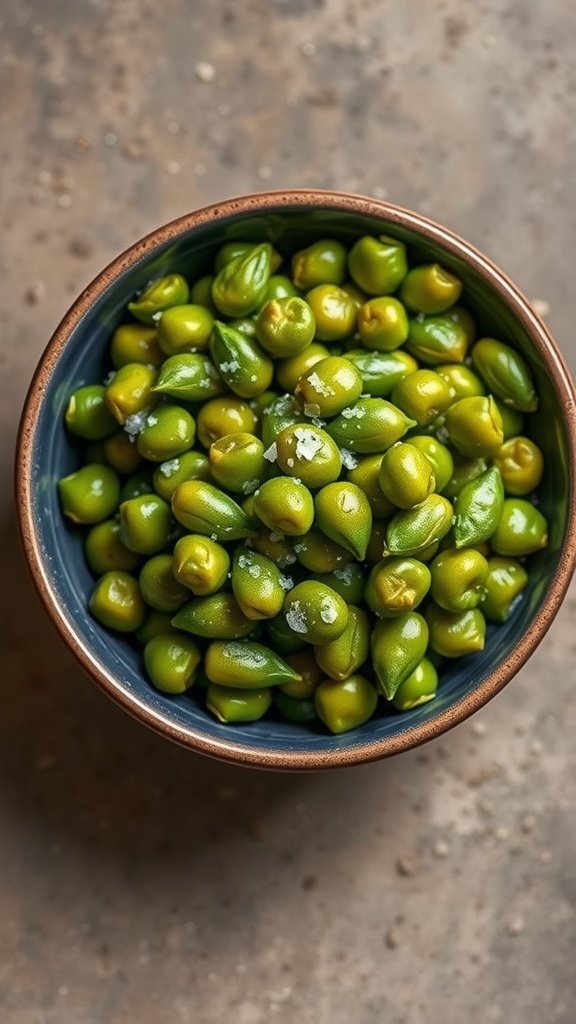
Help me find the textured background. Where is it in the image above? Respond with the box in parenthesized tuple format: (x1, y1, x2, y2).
(2, 1, 576, 1022)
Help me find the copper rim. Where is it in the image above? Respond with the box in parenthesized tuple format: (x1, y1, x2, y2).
(15, 190, 576, 770)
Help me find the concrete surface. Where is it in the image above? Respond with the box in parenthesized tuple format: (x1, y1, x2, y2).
(1, 1, 576, 1021)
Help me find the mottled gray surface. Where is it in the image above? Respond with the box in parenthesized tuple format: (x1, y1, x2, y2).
(1, 1, 576, 1022)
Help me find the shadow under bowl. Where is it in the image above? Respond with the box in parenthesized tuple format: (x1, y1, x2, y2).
(16, 191, 576, 770)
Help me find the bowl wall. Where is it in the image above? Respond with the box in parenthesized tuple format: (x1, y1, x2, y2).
(17, 193, 576, 769)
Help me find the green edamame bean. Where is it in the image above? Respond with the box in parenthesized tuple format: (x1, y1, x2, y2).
(261, 274, 299, 304)
(214, 241, 281, 274)
(453, 466, 504, 547)
(197, 396, 256, 449)
(128, 274, 190, 324)
(152, 451, 211, 501)
(295, 356, 363, 418)
(325, 397, 416, 453)
(294, 528, 352, 573)
(172, 593, 255, 639)
(207, 683, 272, 723)
(249, 530, 296, 569)
(490, 499, 548, 556)
(378, 442, 436, 509)
(172, 480, 254, 540)
(157, 304, 214, 355)
(144, 632, 201, 693)
(210, 321, 273, 398)
(371, 612, 429, 699)
(426, 604, 486, 658)
(392, 658, 438, 711)
(436, 363, 485, 401)
(408, 435, 454, 494)
(494, 400, 524, 441)
(255, 297, 315, 357)
(348, 235, 408, 295)
(85, 519, 139, 574)
(209, 433, 266, 494)
(357, 297, 409, 352)
(315, 674, 378, 734)
(400, 263, 462, 314)
(385, 494, 454, 556)
(305, 284, 357, 341)
(105, 363, 157, 426)
(365, 521, 387, 565)
(110, 324, 163, 369)
(344, 349, 419, 397)
(275, 343, 331, 393)
(274, 692, 318, 724)
(292, 238, 348, 289)
(365, 558, 431, 617)
(315, 482, 373, 560)
(190, 274, 216, 309)
(205, 640, 301, 688)
(266, 614, 307, 655)
(212, 243, 272, 317)
(283, 580, 349, 645)
(481, 557, 529, 622)
(89, 570, 146, 632)
(406, 314, 469, 364)
(391, 369, 453, 427)
(65, 385, 117, 440)
(429, 548, 489, 612)
(281, 650, 323, 699)
(137, 404, 195, 462)
(347, 455, 395, 519)
(471, 338, 538, 412)
(101, 431, 142, 474)
(231, 547, 287, 620)
(253, 477, 314, 536)
(120, 471, 154, 503)
(275, 424, 342, 488)
(445, 396, 504, 458)
(314, 606, 370, 681)
(492, 437, 544, 495)
(442, 455, 487, 500)
(139, 553, 188, 612)
(119, 494, 172, 554)
(173, 534, 230, 596)
(152, 353, 224, 401)
(59, 464, 120, 524)
(136, 611, 176, 645)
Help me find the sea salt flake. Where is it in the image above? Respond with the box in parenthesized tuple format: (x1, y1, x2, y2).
(279, 575, 294, 590)
(287, 457, 295, 468)
(159, 458, 179, 478)
(333, 564, 354, 582)
(242, 479, 260, 494)
(341, 405, 364, 420)
(248, 564, 261, 578)
(285, 602, 308, 634)
(237, 553, 251, 569)
(263, 443, 277, 463)
(320, 601, 337, 624)
(152, 311, 164, 323)
(306, 371, 333, 397)
(269, 531, 284, 543)
(146, 414, 158, 427)
(304, 402, 322, 418)
(340, 448, 358, 469)
(123, 411, 148, 436)
(220, 360, 240, 374)
(294, 427, 323, 461)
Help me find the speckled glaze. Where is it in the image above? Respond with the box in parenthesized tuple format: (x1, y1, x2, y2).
(15, 191, 576, 770)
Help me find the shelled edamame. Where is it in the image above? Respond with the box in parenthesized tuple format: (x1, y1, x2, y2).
(59, 235, 548, 732)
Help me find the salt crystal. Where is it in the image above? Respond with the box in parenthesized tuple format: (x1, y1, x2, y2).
(294, 427, 323, 461)
(269, 531, 284, 543)
(319, 601, 337, 624)
(340, 448, 358, 470)
(287, 458, 295, 468)
(248, 564, 261, 578)
(242, 479, 260, 494)
(341, 405, 364, 420)
(304, 402, 322, 418)
(305, 371, 333, 397)
(220, 360, 240, 373)
(158, 458, 179, 478)
(123, 411, 148, 436)
(285, 602, 308, 634)
(333, 564, 354, 582)
(279, 575, 294, 590)
(263, 443, 277, 463)
(237, 553, 251, 569)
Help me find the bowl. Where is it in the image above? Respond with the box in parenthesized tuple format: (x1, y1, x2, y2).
(16, 190, 576, 770)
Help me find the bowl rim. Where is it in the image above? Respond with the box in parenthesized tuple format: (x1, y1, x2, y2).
(15, 189, 576, 771)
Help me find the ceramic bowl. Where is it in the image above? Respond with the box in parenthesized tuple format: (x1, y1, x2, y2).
(16, 191, 576, 770)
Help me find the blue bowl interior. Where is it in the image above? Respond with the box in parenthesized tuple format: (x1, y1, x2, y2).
(29, 206, 570, 759)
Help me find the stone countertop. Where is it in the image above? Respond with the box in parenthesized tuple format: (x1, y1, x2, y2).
(1, 1, 575, 1021)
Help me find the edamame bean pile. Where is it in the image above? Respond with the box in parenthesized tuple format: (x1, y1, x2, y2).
(58, 236, 548, 733)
